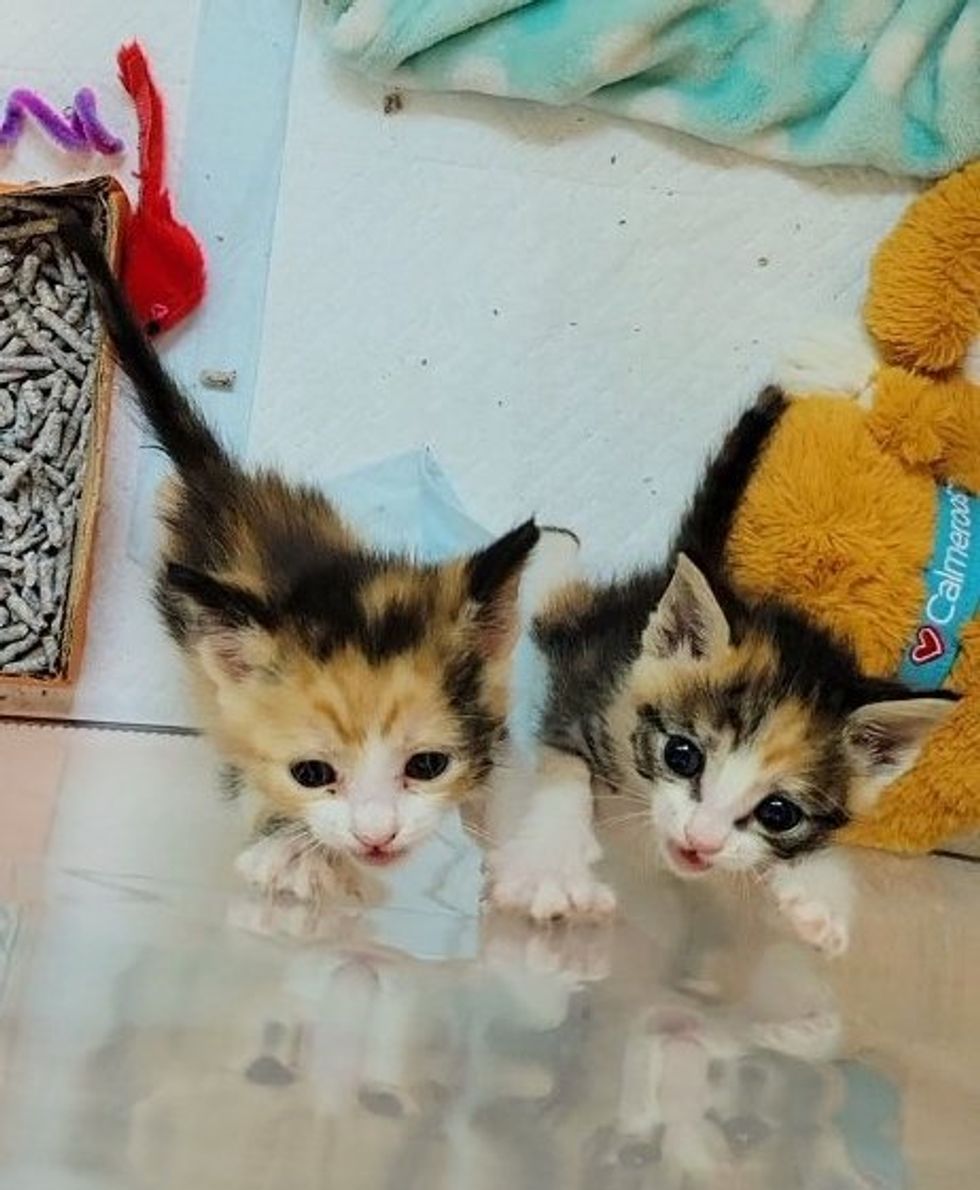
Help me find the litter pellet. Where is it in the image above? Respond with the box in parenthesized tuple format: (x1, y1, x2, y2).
(0, 354, 52, 373)
(35, 409, 64, 458)
(1, 647, 48, 675)
(33, 306, 94, 358)
(0, 456, 31, 498)
(18, 585, 40, 615)
(0, 497, 24, 530)
(41, 463, 67, 491)
(0, 633, 38, 666)
(38, 556, 54, 613)
(22, 379, 44, 417)
(13, 311, 86, 379)
(22, 552, 37, 589)
(41, 372, 65, 404)
(40, 635, 59, 669)
(16, 253, 41, 295)
(34, 279, 59, 310)
(6, 590, 42, 632)
(42, 497, 64, 547)
(54, 550, 70, 594)
(63, 295, 86, 326)
(200, 368, 237, 391)
(0, 624, 28, 645)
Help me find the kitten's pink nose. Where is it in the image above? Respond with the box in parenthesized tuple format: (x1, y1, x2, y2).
(354, 828, 398, 850)
(683, 830, 724, 856)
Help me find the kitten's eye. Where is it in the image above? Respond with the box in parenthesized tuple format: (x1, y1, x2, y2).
(753, 794, 803, 833)
(404, 751, 451, 781)
(720, 1114, 771, 1154)
(289, 760, 337, 789)
(663, 734, 704, 778)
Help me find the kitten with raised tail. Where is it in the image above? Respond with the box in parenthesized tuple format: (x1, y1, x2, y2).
(61, 215, 541, 903)
(489, 388, 956, 954)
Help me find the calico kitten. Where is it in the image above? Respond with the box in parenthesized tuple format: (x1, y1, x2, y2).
(489, 389, 955, 954)
(63, 216, 541, 901)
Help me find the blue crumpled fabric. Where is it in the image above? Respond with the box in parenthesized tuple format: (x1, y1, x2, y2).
(324, 0, 980, 178)
(324, 446, 492, 559)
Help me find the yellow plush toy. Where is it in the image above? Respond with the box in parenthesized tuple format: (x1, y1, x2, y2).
(726, 162, 980, 854)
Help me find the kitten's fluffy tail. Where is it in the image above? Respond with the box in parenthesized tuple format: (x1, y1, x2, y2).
(670, 385, 787, 574)
(58, 212, 227, 476)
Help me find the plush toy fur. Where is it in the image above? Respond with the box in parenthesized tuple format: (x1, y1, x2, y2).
(726, 163, 980, 854)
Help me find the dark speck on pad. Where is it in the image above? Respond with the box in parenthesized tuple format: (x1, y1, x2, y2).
(757, 256, 769, 268)
(421, 358, 428, 366)
(618, 218, 627, 226)
(383, 92, 403, 115)
(610, 154, 617, 165)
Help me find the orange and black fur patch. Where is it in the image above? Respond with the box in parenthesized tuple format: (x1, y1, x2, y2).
(63, 214, 540, 827)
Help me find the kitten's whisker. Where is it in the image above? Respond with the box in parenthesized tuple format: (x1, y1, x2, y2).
(599, 811, 652, 830)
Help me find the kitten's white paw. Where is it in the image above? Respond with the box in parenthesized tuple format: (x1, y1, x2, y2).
(488, 840, 616, 923)
(235, 833, 348, 903)
(777, 892, 850, 958)
(483, 914, 613, 984)
(751, 1011, 842, 1061)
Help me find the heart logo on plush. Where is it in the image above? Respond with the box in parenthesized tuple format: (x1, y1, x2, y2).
(910, 625, 945, 665)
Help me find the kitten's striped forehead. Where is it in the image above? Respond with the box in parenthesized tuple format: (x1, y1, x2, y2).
(193, 558, 512, 807)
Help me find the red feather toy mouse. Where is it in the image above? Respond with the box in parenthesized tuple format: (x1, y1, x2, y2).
(117, 41, 205, 336)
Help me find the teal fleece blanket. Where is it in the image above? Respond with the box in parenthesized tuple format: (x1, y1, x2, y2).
(325, 0, 980, 178)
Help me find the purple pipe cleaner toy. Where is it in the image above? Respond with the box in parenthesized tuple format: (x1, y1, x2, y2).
(0, 88, 124, 154)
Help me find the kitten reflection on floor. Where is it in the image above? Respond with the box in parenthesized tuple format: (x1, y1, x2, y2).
(587, 953, 878, 1190)
(56, 891, 904, 1190)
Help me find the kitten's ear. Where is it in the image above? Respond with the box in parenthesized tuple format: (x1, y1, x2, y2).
(845, 696, 956, 810)
(464, 519, 540, 658)
(643, 554, 730, 663)
(167, 564, 276, 683)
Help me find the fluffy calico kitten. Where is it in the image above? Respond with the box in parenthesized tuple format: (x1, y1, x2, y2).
(489, 389, 956, 954)
(63, 216, 541, 901)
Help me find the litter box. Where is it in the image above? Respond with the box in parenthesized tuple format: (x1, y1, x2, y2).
(0, 176, 127, 716)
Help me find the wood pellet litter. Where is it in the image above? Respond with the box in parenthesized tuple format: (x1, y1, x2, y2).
(0, 194, 104, 679)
